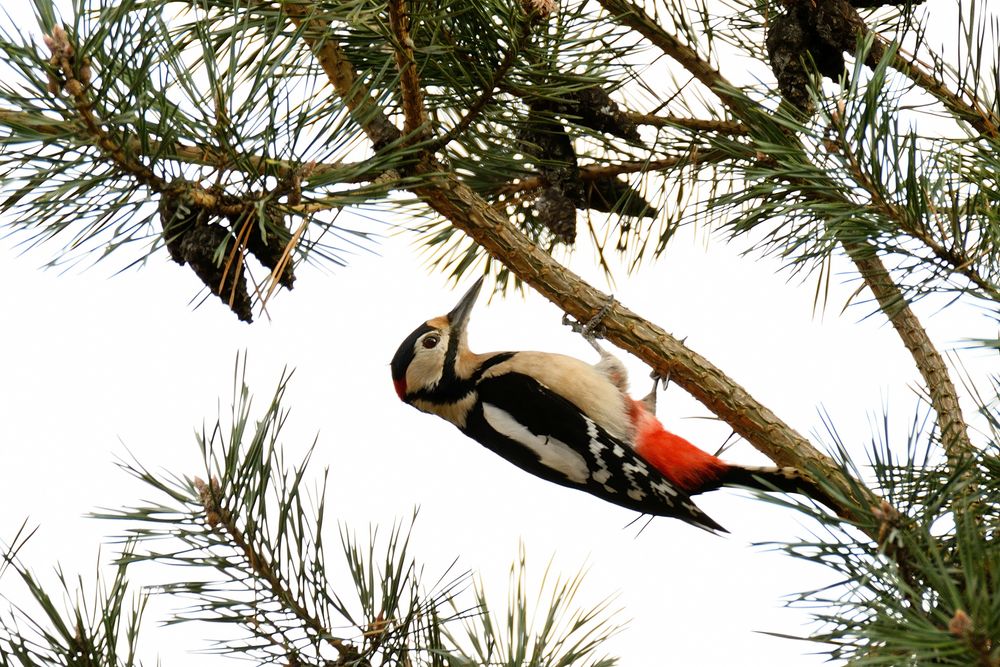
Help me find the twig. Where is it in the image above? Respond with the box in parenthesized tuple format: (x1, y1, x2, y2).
(597, 0, 739, 107)
(625, 111, 749, 135)
(843, 242, 975, 467)
(281, 2, 401, 150)
(493, 149, 729, 197)
(429, 19, 534, 151)
(387, 0, 429, 142)
(778, 0, 1000, 137)
(194, 476, 365, 664)
(831, 120, 1000, 301)
(42, 27, 167, 195)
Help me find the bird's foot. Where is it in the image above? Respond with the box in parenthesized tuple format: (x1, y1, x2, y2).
(640, 369, 671, 413)
(561, 294, 616, 350)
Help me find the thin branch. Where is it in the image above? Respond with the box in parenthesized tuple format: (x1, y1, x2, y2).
(387, 0, 428, 142)
(281, 1, 401, 150)
(598, 0, 983, 466)
(0, 109, 395, 193)
(884, 40, 1000, 138)
(493, 149, 730, 197)
(194, 476, 366, 664)
(843, 243, 975, 466)
(42, 27, 167, 193)
(625, 111, 749, 135)
(830, 125, 1000, 300)
(597, 0, 738, 107)
(785, 0, 1000, 138)
(429, 19, 533, 151)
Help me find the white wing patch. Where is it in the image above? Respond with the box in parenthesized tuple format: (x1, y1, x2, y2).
(585, 416, 616, 493)
(482, 403, 589, 484)
(623, 461, 650, 501)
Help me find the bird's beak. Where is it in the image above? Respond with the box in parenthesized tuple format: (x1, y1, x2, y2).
(447, 276, 484, 335)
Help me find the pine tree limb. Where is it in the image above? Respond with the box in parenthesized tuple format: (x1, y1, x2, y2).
(387, 0, 429, 142)
(827, 121, 1000, 301)
(42, 26, 167, 195)
(597, 0, 739, 107)
(843, 243, 975, 466)
(194, 476, 366, 665)
(281, 2, 401, 151)
(493, 150, 729, 197)
(770, 0, 1000, 137)
(411, 169, 874, 520)
(597, 0, 984, 467)
(625, 111, 749, 135)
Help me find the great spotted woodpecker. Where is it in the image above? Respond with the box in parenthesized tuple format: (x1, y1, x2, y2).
(391, 278, 827, 532)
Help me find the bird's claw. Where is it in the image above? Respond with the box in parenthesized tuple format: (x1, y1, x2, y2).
(562, 295, 615, 341)
(649, 369, 672, 391)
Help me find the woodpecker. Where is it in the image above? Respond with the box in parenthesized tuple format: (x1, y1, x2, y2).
(391, 279, 828, 532)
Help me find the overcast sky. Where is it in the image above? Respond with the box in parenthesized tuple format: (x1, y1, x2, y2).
(2, 3, 998, 666)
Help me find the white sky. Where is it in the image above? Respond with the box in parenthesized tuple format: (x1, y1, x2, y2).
(2, 2, 998, 666)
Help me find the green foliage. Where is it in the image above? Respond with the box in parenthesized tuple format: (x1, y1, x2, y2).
(443, 547, 620, 667)
(3, 0, 1000, 664)
(758, 397, 1000, 665)
(0, 526, 146, 667)
(1, 359, 623, 666)
(707, 40, 1000, 305)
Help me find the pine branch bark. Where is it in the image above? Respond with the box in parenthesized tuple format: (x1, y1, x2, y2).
(272, 0, 873, 520)
(844, 243, 974, 465)
(596, 0, 979, 470)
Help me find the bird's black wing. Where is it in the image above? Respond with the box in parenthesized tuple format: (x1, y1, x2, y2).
(467, 371, 726, 532)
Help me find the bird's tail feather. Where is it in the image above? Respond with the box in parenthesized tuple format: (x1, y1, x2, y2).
(716, 465, 839, 511)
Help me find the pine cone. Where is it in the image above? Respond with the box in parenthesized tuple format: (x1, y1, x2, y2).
(229, 209, 296, 289)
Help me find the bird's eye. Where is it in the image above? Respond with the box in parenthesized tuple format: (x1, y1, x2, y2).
(422, 335, 441, 349)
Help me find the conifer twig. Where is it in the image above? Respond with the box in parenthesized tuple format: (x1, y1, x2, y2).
(281, 1, 401, 150)
(194, 476, 365, 665)
(387, 0, 428, 142)
(843, 243, 975, 465)
(492, 149, 729, 197)
(42, 27, 167, 195)
(625, 111, 749, 135)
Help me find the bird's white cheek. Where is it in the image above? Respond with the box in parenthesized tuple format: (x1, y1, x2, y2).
(406, 351, 445, 392)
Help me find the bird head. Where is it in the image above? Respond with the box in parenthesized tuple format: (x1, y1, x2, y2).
(390, 277, 483, 402)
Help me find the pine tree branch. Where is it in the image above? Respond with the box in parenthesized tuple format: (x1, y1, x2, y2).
(429, 18, 533, 152)
(882, 39, 1000, 138)
(492, 149, 730, 197)
(598, 0, 984, 467)
(281, 2, 401, 151)
(272, 0, 873, 521)
(843, 243, 975, 466)
(387, 0, 428, 142)
(194, 476, 366, 665)
(772, 0, 1000, 138)
(624, 111, 749, 135)
(597, 0, 738, 107)
(412, 171, 873, 517)
(42, 27, 167, 194)
(828, 124, 1000, 301)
